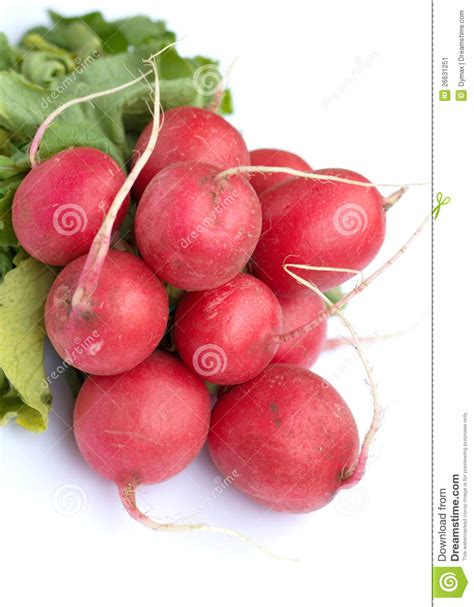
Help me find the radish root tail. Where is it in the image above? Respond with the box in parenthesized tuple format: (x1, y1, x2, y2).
(70, 54, 163, 314)
(283, 266, 380, 487)
(383, 186, 408, 211)
(324, 326, 417, 352)
(118, 482, 299, 563)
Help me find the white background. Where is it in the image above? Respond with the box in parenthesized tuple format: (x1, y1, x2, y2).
(0, 1, 431, 606)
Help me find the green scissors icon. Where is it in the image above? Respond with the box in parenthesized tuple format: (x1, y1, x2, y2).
(433, 192, 451, 219)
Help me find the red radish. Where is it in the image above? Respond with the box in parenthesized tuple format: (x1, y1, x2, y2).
(45, 250, 168, 375)
(132, 106, 250, 198)
(208, 364, 359, 513)
(272, 291, 327, 368)
(74, 351, 210, 517)
(173, 273, 282, 385)
(12, 147, 129, 266)
(249, 168, 386, 294)
(135, 162, 262, 291)
(249, 148, 311, 195)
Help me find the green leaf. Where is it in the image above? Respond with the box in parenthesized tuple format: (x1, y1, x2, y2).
(324, 286, 346, 308)
(0, 71, 125, 164)
(0, 249, 14, 279)
(219, 89, 233, 114)
(0, 152, 29, 181)
(12, 248, 30, 266)
(0, 369, 26, 422)
(113, 16, 169, 47)
(0, 258, 56, 431)
(47, 11, 174, 55)
(0, 128, 10, 155)
(48, 10, 129, 55)
(20, 50, 74, 89)
(0, 72, 58, 142)
(0, 177, 21, 247)
(21, 32, 75, 57)
(0, 32, 14, 70)
(27, 13, 103, 59)
(72, 44, 202, 107)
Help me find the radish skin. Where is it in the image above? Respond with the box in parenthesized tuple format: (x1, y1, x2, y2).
(135, 162, 262, 291)
(249, 148, 311, 195)
(12, 148, 129, 266)
(45, 250, 168, 375)
(74, 351, 210, 485)
(132, 106, 250, 198)
(208, 364, 359, 513)
(272, 291, 327, 367)
(173, 273, 282, 384)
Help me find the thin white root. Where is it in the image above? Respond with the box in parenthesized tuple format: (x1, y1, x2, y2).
(119, 482, 299, 563)
(283, 263, 363, 285)
(283, 266, 380, 486)
(326, 314, 428, 352)
(28, 41, 178, 167)
(383, 187, 408, 210)
(216, 166, 430, 190)
(275, 215, 430, 344)
(324, 331, 404, 352)
(71, 55, 162, 314)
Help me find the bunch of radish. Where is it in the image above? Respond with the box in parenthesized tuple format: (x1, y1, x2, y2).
(13, 55, 422, 544)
